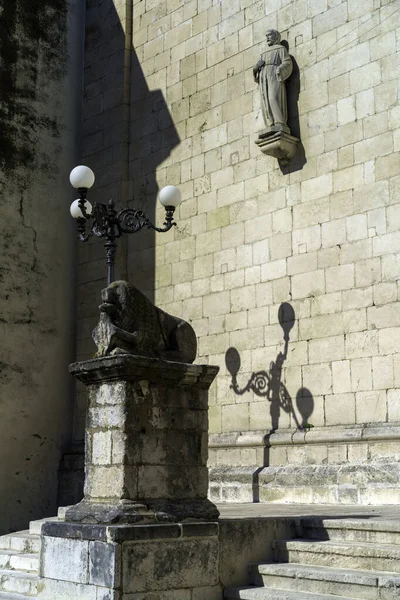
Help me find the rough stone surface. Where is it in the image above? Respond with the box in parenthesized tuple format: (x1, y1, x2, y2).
(66, 354, 219, 523)
(38, 520, 220, 599)
(0, 0, 83, 534)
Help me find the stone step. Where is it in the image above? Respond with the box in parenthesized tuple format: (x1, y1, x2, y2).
(224, 585, 358, 600)
(273, 539, 400, 572)
(0, 551, 38, 574)
(0, 570, 38, 596)
(57, 506, 71, 520)
(249, 562, 400, 600)
(299, 517, 400, 546)
(0, 592, 35, 600)
(29, 516, 59, 536)
(0, 533, 40, 554)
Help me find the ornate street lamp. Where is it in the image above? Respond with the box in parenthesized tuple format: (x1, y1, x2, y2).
(69, 165, 182, 285)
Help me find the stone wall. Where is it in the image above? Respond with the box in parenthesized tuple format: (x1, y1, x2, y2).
(77, 0, 400, 499)
(0, 0, 83, 532)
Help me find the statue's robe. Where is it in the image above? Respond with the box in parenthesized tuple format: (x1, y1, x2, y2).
(258, 43, 292, 130)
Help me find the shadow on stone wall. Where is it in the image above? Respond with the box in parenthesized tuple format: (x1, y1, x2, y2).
(225, 303, 315, 493)
(126, 49, 181, 301)
(62, 0, 181, 504)
(281, 42, 306, 175)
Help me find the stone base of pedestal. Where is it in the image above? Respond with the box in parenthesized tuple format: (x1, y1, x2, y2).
(38, 520, 222, 600)
(255, 130, 299, 165)
(66, 497, 219, 524)
(66, 354, 219, 525)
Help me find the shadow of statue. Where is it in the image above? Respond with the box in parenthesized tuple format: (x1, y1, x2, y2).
(280, 41, 306, 174)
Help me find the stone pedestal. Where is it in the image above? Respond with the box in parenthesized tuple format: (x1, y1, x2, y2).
(65, 354, 219, 524)
(255, 131, 299, 165)
(38, 520, 221, 600)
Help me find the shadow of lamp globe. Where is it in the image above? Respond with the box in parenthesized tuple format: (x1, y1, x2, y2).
(69, 165, 182, 285)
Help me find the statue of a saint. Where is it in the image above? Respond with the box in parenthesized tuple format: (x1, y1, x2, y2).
(253, 30, 293, 136)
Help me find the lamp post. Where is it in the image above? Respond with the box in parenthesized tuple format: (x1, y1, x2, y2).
(69, 165, 182, 286)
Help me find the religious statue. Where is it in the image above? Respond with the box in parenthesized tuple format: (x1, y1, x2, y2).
(253, 29, 293, 136)
(92, 280, 197, 363)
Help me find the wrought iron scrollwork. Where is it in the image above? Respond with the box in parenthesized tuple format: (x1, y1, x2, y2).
(91, 203, 110, 237)
(74, 195, 177, 285)
(118, 208, 152, 234)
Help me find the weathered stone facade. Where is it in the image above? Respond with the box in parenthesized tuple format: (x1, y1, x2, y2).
(0, 0, 83, 533)
(76, 0, 400, 503)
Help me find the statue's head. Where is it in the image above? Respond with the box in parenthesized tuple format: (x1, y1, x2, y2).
(99, 280, 137, 332)
(266, 29, 281, 46)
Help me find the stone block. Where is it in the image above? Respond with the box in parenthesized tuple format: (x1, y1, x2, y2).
(311, 292, 341, 317)
(309, 336, 344, 365)
(351, 358, 372, 392)
(337, 96, 356, 126)
(92, 431, 112, 465)
(388, 389, 400, 421)
(261, 259, 287, 282)
(322, 219, 346, 248)
(37, 579, 97, 600)
(122, 538, 219, 593)
(302, 364, 332, 396)
(287, 253, 317, 276)
(372, 356, 394, 390)
(293, 199, 330, 229)
(355, 258, 381, 287)
(221, 404, 249, 432)
(291, 270, 325, 300)
(368, 303, 400, 330)
(355, 391, 387, 424)
(346, 214, 367, 242)
(40, 536, 89, 583)
(346, 331, 378, 359)
(373, 283, 397, 306)
(293, 225, 322, 254)
(356, 89, 375, 119)
(325, 264, 355, 293)
(317, 248, 340, 270)
(379, 327, 400, 355)
(89, 541, 120, 588)
(373, 232, 400, 257)
(354, 133, 393, 164)
(349, 60, 381, 94)
(313, 2, 347, 37)
(325, 393, 355, 426)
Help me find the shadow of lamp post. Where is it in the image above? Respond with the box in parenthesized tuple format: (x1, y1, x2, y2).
(69, 165, 182, 285)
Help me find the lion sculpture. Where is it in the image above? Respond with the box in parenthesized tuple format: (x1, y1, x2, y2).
(92, 280, 197, 363)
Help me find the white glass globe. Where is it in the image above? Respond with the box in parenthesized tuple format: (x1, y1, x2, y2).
(69, 165, 95, 190)
(70, 199, 93, 219)
(158, 185, 182, 208)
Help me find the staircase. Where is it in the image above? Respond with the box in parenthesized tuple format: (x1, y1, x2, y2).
(3, 511, 400, 599)
(224, 517, 400, 600)
(0, 514, 62, 599)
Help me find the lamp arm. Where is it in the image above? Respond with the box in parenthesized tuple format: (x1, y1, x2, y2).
(117, 207, 176, 234)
